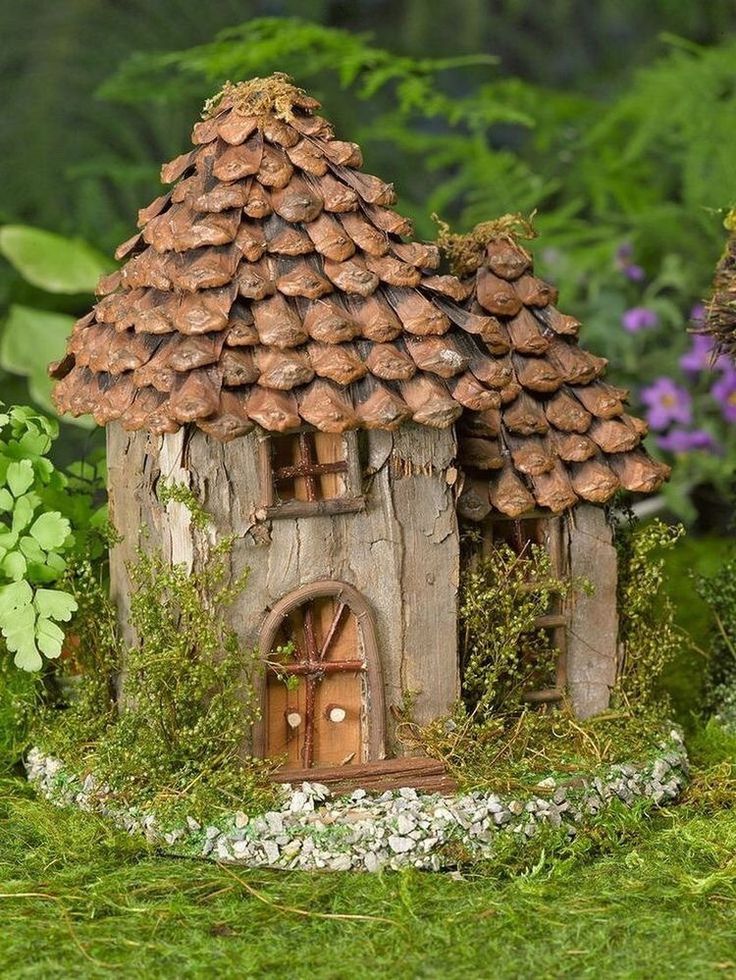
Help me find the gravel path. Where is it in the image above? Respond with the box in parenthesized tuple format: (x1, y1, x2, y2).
(26, 732, 688, 873)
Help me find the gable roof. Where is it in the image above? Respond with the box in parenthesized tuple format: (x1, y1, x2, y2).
(50, 74, 668, 517)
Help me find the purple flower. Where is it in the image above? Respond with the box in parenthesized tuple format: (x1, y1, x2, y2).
(615, 243, 646, 282)
(690, 303, 706, 323)
(680, 334, 717, 374)
(622, 306, 658, 333)
(656, 428, 718, 454)
(711, 370, 736, 423)
(623, 263, 646, 282)
(640, 377, 692, 430)
(680, 332, 731, 376)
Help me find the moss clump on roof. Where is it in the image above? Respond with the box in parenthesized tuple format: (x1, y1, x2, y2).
(202, 72, 318, 122)
(433, 213, 537, 278)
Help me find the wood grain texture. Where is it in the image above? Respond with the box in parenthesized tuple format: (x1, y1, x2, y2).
(270, 755, 458, 794)
(565, 504, 618, 718)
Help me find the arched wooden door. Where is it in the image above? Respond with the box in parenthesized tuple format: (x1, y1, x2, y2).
(258, 581, 385, 771)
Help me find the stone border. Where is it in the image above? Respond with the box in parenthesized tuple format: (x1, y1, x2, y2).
(25, 731, 688, 873)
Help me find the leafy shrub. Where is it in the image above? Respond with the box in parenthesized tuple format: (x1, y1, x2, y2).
(459, 542, 585, 718)
(614, 518, 684, 708)
(84, 542, 275, 819)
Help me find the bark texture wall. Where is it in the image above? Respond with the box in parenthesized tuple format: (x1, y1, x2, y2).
(565, 504, 619, 718)
(106, 422, 460, 756)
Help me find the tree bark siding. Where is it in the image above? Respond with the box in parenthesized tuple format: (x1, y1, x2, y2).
(566, 504, 618, 717)
(105, 421, 460, 757)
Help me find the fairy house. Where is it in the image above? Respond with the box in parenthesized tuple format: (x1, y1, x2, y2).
(50, 75, 669, 780)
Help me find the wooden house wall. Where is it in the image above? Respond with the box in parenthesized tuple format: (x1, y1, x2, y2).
(106, 421, 460, 756)
(564, 504, 619, 718)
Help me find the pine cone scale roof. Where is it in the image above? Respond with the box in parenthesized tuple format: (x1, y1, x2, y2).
(50, 74, 669, 516)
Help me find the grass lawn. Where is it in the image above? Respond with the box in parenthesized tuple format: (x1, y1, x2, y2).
(1, 533, 734, 979)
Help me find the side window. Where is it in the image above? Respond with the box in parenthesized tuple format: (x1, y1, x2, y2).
(482, 515, 568, 705)
(260, 430, 363, 517)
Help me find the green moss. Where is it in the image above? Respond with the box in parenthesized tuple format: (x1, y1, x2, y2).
(38, 541, 277, 823)
(157, 480, 211, 531)
(410, 704, 671, 795)
(2, 725, 736, 978)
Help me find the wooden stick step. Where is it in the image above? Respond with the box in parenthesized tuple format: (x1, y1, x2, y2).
(270, 756, 458, 795)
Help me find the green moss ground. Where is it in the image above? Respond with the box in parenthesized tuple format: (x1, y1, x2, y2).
(2, 754, 735, 980)
(1, 534, 734, 979)
(659, 533, 733, 727)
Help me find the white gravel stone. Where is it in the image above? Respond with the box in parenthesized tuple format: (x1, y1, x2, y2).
(364, 852, 381, 872)
(396, 813, 416, 836)
(24, 732, 689, 875)
(265, 811, 284, 833)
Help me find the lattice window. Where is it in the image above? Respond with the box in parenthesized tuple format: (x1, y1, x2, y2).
(481, 515, 568, 706)
(260, 429, 364, 518)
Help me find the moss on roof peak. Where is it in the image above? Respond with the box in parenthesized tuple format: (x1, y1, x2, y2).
(434, 213, 537, 278)
(202, 73, 320, 122)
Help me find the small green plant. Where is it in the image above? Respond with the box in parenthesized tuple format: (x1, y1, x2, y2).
(0, 657, 42, 772)
(86, 541, 275, 819)
(36, 553, 123, 759)
(459, 542, 585, 718)
(0, 405, 81, 671)
(157, 479, 210, 531)
(614, 517, 685, 708)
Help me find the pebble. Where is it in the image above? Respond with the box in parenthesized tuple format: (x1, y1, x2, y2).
(364, 852, 381, 872)
(396, 813, 416, 836)
(265, 811, 284, 834)
(289, 791, 313, 813)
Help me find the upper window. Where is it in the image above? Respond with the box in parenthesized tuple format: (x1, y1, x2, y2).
(261, 430, 363, 518)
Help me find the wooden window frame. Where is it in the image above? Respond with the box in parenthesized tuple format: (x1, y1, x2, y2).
(258, 429, 364, 519)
